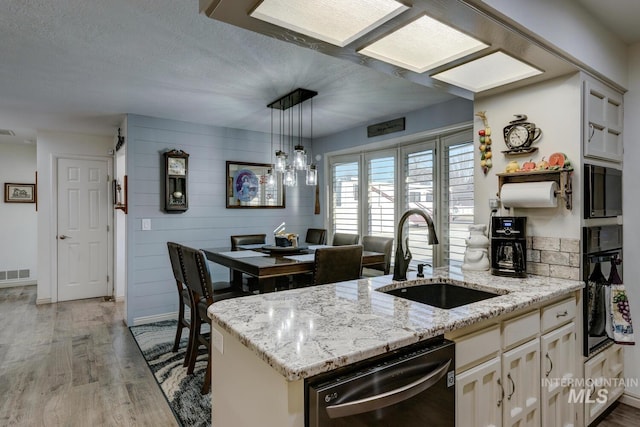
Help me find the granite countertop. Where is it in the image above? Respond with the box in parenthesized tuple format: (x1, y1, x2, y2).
(207, 268, 583, 381)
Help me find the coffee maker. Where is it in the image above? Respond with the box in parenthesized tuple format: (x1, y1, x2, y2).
(491, 216, 527, 277)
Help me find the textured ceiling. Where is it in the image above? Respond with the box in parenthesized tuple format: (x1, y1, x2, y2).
(0, 0, 637, 146)
(0, 0, 455, 145)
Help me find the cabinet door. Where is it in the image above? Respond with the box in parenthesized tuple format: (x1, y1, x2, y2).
(456, 357, 502, 427)
(541, 322, 576, 427)
(584, 350, 607, 425)
(606, 345, 625, 401)
(583, 79, 623, 162)
(502, 338, 540, 427)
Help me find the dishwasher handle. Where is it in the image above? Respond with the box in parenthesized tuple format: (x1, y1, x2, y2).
(325, 359, 451, 419)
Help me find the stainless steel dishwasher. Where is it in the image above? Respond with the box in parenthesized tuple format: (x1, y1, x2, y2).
(306, 338, 455, 427)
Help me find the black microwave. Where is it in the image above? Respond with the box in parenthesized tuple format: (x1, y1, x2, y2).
(584, 164, 622, 218)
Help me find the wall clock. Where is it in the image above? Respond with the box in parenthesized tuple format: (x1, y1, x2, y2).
(502, 114, 542, 155)
(163, 149, 189, 212)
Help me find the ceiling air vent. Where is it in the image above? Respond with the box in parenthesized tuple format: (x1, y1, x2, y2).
(0, 129, 16, 136)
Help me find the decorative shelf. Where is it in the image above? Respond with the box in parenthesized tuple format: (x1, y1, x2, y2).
(501, 147, 538, 156)
(497, 169, 573, 210)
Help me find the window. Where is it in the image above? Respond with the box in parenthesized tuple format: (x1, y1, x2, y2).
(331, 159, 359, 233)
(328, 127, 474, 268)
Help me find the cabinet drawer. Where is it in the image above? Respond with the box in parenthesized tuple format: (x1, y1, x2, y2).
(541, 297, 576, 332)
(502, 310, 539, 349)
(455, 324, 500, 371)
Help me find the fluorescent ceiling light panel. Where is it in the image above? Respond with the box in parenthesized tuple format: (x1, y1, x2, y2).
(250, 0, 409, 47)
(358, 14, 488, 73)
(432, 51, 543, 92)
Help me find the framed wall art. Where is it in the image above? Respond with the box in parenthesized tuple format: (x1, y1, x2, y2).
(226, 161, 285, 208)
(4, 183, 36, 203)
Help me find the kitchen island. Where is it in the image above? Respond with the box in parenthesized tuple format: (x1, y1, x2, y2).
(207, 268, 583, 427)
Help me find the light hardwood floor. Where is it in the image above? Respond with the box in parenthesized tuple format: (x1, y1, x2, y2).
(0, 285, 177, 426)
(1, 285, 637, 426)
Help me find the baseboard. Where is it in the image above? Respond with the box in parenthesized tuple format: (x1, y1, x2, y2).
(115, 295, 125, 303)
(132, 311, 178, 326)
(620, 392, 640, 409)
(0, 280, 37, 289)
(36, 297, 52, 305)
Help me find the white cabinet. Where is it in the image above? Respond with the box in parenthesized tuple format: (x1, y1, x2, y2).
(502, 338, 540, 427)
(453, 296, 580, 427)
(457, 357, 502, 427)
(583, 77, 624, 162)
(584, 344, 625, 425)
(541, 322, 577, 427)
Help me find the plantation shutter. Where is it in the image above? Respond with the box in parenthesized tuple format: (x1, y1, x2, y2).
(331, 160, 359, 234)
(443, 141, 475, 267)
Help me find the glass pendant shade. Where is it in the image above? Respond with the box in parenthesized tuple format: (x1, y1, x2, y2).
(306, 164, 317, 186)
(275, 150, 287, 172)
(293, 145, 307, 170)
(266, 168, 276, 186)
(284, 165, 297, 187)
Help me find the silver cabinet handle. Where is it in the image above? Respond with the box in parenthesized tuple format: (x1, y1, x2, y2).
(545, 353, 553, 377)
(588, 123, 595, 142)
(497, 378, 505, 407)
(507, 373, 515, 400)
(58, 235, 71, 240)
(325, 360, 451, 419)
(556, 310, 568, 318)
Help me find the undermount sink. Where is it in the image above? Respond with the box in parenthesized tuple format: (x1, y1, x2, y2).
(380, 282, 502, 309)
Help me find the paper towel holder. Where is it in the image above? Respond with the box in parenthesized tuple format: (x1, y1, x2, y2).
(497, 170, 572, 210)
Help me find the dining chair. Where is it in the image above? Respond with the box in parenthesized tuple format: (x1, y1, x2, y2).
(305, 228, 327, 245)
(181, 245, 250, 394)
(167, 242, 193, 364)
(230, 234, 267, 250)
(313, 245, 363, 285)
(230, 234, 266, 290)
(332, 232, 360, 246)
(361, 235, 394, 276)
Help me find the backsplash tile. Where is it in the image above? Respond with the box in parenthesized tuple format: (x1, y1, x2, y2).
(526, 236, 580, 280)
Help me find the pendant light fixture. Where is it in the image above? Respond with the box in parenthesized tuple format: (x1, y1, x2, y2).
(267, 88, 318, 186)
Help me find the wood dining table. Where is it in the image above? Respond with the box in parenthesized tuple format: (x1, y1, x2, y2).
(202, 245, 385, 293)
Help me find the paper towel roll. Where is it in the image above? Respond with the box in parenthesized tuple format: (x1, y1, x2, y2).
(500, 181, 558, 208)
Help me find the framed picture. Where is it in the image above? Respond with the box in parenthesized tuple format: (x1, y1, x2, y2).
(226, 161, 285, 209)
(4, 183, 36, 203)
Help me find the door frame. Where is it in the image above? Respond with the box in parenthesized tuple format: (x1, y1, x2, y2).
(51, 154, 114, 302)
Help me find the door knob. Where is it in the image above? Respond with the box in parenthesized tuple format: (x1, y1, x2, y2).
(59, 235, 71, 240)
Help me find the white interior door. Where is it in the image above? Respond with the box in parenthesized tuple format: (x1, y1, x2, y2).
(57, 157, 110, 301)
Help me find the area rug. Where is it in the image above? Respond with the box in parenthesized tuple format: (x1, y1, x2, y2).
(129, 320, 211, 427)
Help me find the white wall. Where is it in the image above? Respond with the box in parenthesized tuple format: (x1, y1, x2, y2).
(478, 0, 628, 88)
(0, 143, 37, 286)
(474, 73, 582, 238)
(622, 42, 640, 401)
(114, 118, 127, 302)
(36, 131, 114, 304)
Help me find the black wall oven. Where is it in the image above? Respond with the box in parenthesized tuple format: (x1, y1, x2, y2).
(582, 225, 623, 356)
(306, 338, 455, 427)
(584, 164, 622, 218)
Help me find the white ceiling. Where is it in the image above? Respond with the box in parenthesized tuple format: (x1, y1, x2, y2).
(0, 0, 637, 146)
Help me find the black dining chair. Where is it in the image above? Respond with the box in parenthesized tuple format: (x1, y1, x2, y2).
(313, 245, 363, 285)
(361, 235, 394, 276)
(230, 234, 266, 290)
(305, 228, 327, 245)
(181, 245, 250, 394)
(230, 234, 267, 250)
(332, 232, 360, 246)
(167, 242, 193, 364)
